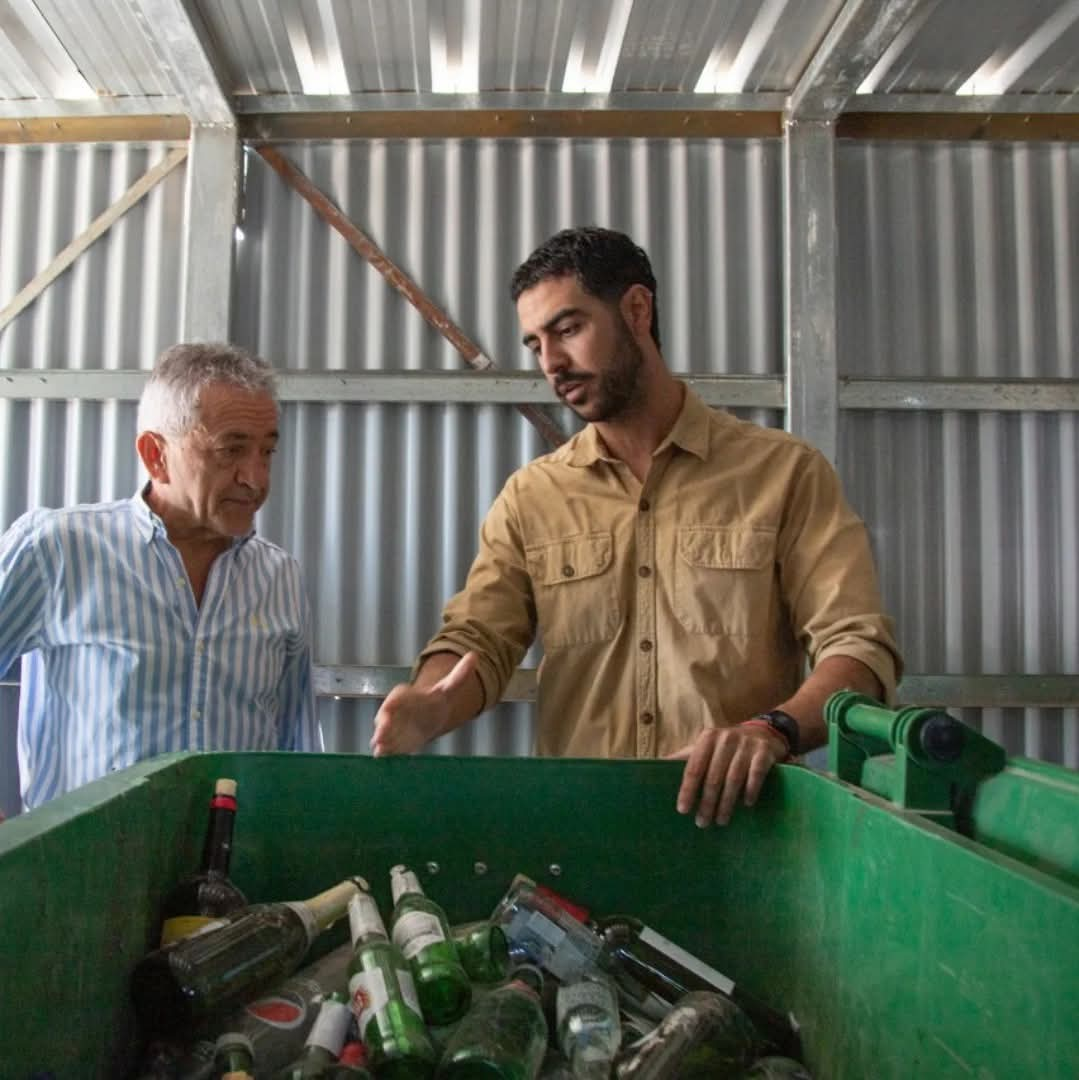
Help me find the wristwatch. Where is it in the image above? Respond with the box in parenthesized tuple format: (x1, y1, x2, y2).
(752, 709, 801, 757)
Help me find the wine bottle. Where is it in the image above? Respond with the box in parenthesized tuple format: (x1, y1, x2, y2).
(556, 973, 621, 1079)
(132, 877, 365, 1036)
(437, 965, 549, 1080)
(596, 914, 801, 1057)
(389, 865, 471, 1026)
(346, 885, 437, 1078)
(612, 990, 759, 1079)
(272, 991, 352, 1079)
(160, 778, 247, 945)
(329, 1042, 374, 1077)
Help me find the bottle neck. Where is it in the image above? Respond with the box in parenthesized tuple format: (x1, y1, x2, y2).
(390, 866, 423, 906)
(296, 880, 364, 945)
(348, 890, 389, 947)
(200, 795, 238, 876)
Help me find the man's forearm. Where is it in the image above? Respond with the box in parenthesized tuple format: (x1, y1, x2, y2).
(775, 655, 884, 752)
(412, 651, 487, 740)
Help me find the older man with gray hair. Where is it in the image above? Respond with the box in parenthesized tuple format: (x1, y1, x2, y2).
(0, 343, 319, 811)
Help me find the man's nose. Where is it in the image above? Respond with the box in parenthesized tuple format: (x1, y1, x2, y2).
(537, 340, 569, 377)
(236, 450, 269, 489)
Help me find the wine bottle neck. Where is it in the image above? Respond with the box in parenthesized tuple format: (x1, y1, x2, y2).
(297, 880, 365, 944)
(201, 801, 237, 876)
(390, 866, 423, 905)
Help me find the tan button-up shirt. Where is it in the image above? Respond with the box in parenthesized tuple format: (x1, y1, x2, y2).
(420, 387, 901, 758)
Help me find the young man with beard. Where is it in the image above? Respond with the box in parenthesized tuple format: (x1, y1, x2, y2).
(372, 226, 900, 827)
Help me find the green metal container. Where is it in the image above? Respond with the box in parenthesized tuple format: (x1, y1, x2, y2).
(0, 748, 1076, 1079)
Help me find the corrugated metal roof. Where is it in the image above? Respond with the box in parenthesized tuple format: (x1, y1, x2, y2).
(1, 1, 1078, 116)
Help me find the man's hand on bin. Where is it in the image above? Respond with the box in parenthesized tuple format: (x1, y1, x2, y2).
(371, 651, 482, 757)
(669, 723, 789, 828)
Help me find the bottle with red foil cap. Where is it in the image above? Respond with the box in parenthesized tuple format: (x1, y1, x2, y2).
(329, 1042, 374, 1077)
(159, 778, 247, 945)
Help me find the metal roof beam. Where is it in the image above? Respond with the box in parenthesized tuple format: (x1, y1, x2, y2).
(127, 0, 232, 124)
(787, 0, 931, 121)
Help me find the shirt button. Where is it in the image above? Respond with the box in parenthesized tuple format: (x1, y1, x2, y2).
(175, 576, 185, 587)
(562, 565, 575, 578)
(638, 565, 651, 578)
(641, 712, 654, 725)
(640, 639, 653, 652)
(195, 641, 205, 654)
(191, 708, 201, 719)
(639, 498, 651, 512)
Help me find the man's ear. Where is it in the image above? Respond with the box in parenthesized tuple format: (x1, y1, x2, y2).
(620, 283, 654, 341)
(136, 431, 169, 483)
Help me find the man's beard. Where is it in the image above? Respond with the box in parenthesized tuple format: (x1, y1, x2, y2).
(562, 323, 647, 423)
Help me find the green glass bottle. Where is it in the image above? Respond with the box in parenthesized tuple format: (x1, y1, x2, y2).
(449, 921, 510, 984)
(436, 965, 549, 1080)
(214, 1031, 255, 1080)
(390, 865, 472, 1026)
(132, 878, 365, 1036)
(272, 991, 352, 1079)
(347, 885, 437, 1079)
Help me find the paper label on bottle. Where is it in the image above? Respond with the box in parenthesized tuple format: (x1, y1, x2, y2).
(638, 926, 734, 995)
(307, 998, 352, 1054)
(349, 967, 389, 1033)
(396, 967, 422, 1016)
(392, 911, 446, 960)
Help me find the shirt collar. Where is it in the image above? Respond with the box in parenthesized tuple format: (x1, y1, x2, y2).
(129, 483, 255, 550)
(562, 381, 711, 467)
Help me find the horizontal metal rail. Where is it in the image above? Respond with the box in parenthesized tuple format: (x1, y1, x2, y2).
(3, 370, 1079, 412)
(1, 670, 1075, 708)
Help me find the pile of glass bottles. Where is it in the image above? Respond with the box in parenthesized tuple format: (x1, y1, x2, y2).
(129, 780, 809, 1080)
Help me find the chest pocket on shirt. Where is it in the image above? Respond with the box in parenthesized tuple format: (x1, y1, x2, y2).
(527, 532, 620, 649)
(674, 526, 776, 637)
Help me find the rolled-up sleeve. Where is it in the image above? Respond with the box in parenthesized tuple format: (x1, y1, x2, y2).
(416, 479, 537, 712)
(777, 449, 903, 701)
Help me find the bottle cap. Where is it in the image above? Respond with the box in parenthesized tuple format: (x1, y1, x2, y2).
(214, 1031, 254, 1054)
(339, 1042, 367, 1065)
(508, 963, 544, 996)
(214, 778, 238, 798)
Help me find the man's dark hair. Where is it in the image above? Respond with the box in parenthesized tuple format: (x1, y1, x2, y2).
(510, 226, 661, 349)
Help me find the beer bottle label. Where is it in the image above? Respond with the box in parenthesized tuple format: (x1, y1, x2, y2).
(307, 998, 352, 1053)
(392, 911, 446, 960)
(349, 968, 389, 1032)
(397, 967, 422, 1016)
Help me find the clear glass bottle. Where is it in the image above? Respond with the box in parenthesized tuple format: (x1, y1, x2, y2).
(491, 876, 602, 984)
(346, 885, 437, 1079)
(272, 990, 352, 1078)
(612, 991, 759, 1079)
(556, 973, 621, 1079)
(132, 878, 365, 1036)
(596, 914, 800, 1057)
(437, 965, 549, 1080)
(160, 778, 247, 945)
(390, 865, 472, 1025)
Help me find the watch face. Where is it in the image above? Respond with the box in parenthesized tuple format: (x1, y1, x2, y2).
(763, 710, 800, 756)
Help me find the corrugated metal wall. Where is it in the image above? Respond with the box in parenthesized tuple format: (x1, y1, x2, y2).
(838, 141, 1079, 767)
(1, 135, 1076, 813)
(235, 137, 784, 755)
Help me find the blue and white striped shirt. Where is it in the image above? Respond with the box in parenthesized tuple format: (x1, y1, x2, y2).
(0, 489, 320, 809)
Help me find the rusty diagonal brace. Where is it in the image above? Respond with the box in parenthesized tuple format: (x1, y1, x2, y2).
(255, 146, 566, 449)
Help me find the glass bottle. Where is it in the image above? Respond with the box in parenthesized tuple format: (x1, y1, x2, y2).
(596, 915, 800, 1057)
(347, 885, 437, 1079)
(214, 1032, 255, 1080)
(437, 965, 549, 1080)
(272, 990, 352, 1078)
(390, 865, 472, 1025)
(556, 972, 621, 1079)
(491, 877, 602, 984)
(449, 921, 509, 984)
(160, 778, 247, 945)
(328, 1042, 375, 1077)
(132, 877, 365, 1036)
(612, 991, 759, 1079)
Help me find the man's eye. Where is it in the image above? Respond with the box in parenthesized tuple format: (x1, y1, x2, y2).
(559, 323, 579, 337)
